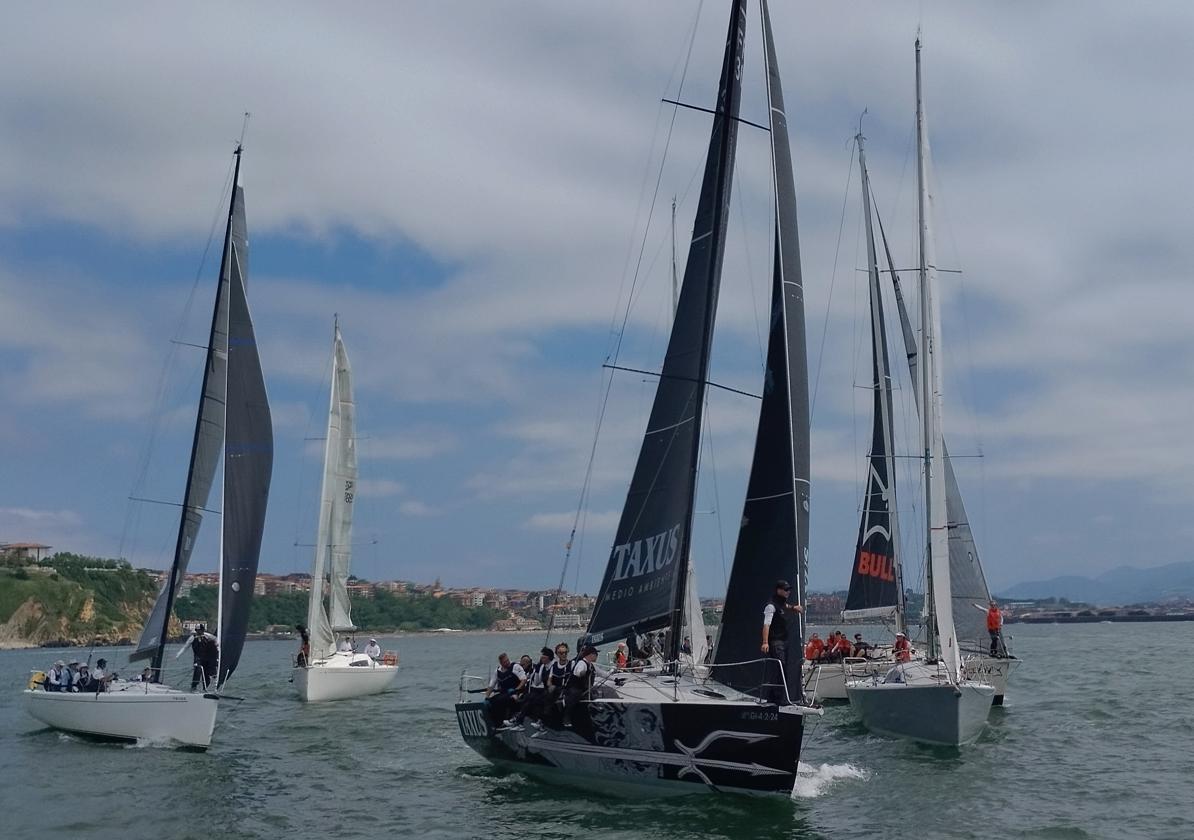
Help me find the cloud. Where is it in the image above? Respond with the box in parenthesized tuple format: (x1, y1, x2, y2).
(357, 479, 405, 499)
(398, 500, 439, 518)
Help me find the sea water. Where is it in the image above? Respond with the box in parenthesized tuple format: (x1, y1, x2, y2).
(2, 622, 1191, 839)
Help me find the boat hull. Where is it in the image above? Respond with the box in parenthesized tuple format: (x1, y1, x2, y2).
(804, 657, 890, 702)
(963, 654, 1019, 705)
(295, 653, 399, 703)
(455, 696, 809, 796)
(24, 683, 218, 748)
(846, 674, 995, 746)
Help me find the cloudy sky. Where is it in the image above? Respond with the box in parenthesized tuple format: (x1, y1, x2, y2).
(3, 2, 1192, 597)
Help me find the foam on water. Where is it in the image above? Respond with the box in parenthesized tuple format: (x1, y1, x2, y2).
(791, 760, 869, 798)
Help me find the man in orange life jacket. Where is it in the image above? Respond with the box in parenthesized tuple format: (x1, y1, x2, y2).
(893, 632, 912, 663)
(761, 579, 803, 704)
(975, 600, 1006, 657)
(803, 633, 825, 663)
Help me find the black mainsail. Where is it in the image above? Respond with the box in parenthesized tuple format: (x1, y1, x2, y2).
(877, 215, 993, 650)
(133, 154, 237, 674)
(217, 169, 273, 686)
(584, 0, 747, 655)
(712, 0, 810, 699)
(843, 133, 902, 623)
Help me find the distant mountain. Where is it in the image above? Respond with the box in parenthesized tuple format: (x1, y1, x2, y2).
(1000, 561, 1194, 606)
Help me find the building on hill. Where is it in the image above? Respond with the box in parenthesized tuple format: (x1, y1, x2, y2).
(0, 542, 52, 562)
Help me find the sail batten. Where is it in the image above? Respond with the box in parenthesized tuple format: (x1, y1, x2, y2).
(584, 0, 748, 651)
(712, 0, 810, 701)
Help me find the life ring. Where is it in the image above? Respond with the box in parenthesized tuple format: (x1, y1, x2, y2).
(28, 671, 46, 690)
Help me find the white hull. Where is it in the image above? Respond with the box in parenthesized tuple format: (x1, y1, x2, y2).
(24, 682, 218, 748)
(963, 654, 1019, 705)
(295, 652, 399, 703)
(804, 656, 892, 702)
(845, 662, 995, 746)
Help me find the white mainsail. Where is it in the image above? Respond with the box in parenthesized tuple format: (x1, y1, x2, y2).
(307, 322, 359, 659)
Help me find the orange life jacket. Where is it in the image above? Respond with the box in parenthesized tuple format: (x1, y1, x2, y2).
(804, 639, 824, 660)
(987, 607, 1002, 631)
(894, 637, 911, 662)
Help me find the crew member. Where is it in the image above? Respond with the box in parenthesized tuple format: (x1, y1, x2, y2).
(515, 647, 554, 726)
(485, 653, 526, 726)
(562, 645, 612, 726)
(893, 632, 912, 663)
(295, 624, 311, 667)
(804, 633, 825, 663)
(851, 633, 874, 658)
(62, 661, 78, 692)
(92, 657, 112, 692)
(975, 600, 1006, 656)
(177, 624, 219, 690)
(45, 660, 65, 692)
(364, 638, 382, 659)
(761, 579, 803, 704)
(832, 632, 853, 661)
(614, 642, 629, 669)
(338, 637, 353, 653)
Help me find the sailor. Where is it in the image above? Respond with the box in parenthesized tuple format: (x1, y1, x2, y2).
(681, 636, 692, 656)
(562, 645, 611, 726)
(761, 579, 803, 704)
(893, 632, 912, 663)
(613, 642, 629, 669)
(139, 667, 153, 682)
(45, 660, 65, 692)
(852, 633, 874, 658)
(975, 600, 1006, 656)
(703, 635, 714, 664)
(485, 653, 526, 726)
(62, 660, 78, 692)
(295, 624, 311, 667)
(178, 624, 219, 690)
(364, 638, 382, 659)
(76, 663, 92, 691)
(515, 647, 554, 726)
(92, 657, 111, 691)
(803, 633, 825, 663)
(338, 637, 353, 653)
(832, 631, 853, 662)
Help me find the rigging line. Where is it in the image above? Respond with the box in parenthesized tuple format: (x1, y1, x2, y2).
(602, 363, 761, 400)
(733, 166, 767, 373)
(809, 137, 857, 418)
(660, 98, 771, 132)
(129, 496, 221, 516)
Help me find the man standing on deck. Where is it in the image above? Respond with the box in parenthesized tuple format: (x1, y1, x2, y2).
(761, 579, 803, 705)
(975, 600, 1006, 657)
(177, 624, 219, 690)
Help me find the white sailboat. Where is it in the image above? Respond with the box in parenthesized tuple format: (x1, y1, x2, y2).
(294, 320, 398, 703)
(24, 145, 273, 749)
(845, 40, 995, 746)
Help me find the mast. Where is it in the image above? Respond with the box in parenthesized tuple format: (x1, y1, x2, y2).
(144, 147, 241, 680)
(916, 39, 958, 678)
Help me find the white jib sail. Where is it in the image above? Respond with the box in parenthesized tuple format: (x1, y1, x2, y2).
(327, 326, 357, 633)
(683, 561, 709, 666)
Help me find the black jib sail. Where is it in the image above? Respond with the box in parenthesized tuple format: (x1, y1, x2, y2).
(843, 133, 901, 622)
(217, 160, 272, 686)
(133, 156, 235, 673)
(877, 212, 992, 649)
(713, 0, 811, 700)
(584, 0, 747, 652)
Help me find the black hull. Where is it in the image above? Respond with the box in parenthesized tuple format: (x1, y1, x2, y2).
(455, 699, 805, 796)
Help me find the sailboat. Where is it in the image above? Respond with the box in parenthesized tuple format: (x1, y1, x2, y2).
(455, 0, 821, 796)
(845, 41, 996, 746)
(804, 126, 909, 703)
(24, 145, 273, 749)
(294, 320, 399, 703)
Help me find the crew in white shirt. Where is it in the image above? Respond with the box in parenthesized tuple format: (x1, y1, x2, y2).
(364, 639, 382, 659)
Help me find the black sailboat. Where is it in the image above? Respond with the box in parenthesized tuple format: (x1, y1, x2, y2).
(455, 0, 821, 796)
(25, 146, 272, 748)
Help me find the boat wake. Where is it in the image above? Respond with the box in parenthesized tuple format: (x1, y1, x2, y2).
(127, 736, 176, 750)
(791, 762, 869, 798)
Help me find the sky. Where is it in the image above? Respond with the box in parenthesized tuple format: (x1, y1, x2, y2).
(2, 2, 1193, 597)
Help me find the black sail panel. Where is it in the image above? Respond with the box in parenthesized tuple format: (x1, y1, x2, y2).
(713, 0, 810, 700)
(844, 140, 900, 620)
(585, 0, 747, 647)
(132, 160, 233, 668)
(218, 184, 273, 686)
